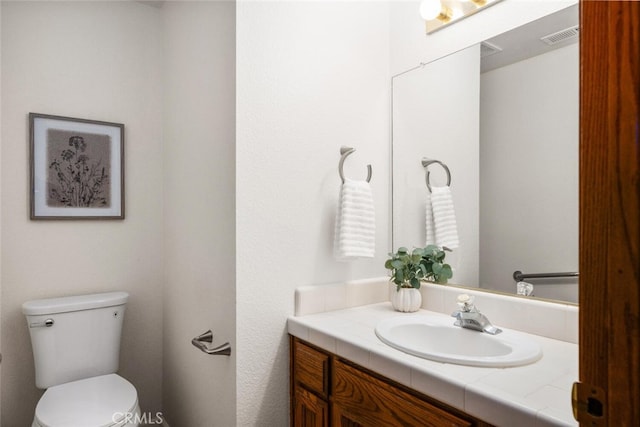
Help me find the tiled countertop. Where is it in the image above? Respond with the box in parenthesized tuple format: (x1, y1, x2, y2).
(288, 302, 578, 427)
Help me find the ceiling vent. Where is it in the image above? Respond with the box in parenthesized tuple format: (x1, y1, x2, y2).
(480, 41, 503, 58)
(540, 26, 580, 46)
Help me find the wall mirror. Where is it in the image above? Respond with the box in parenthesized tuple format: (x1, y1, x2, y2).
(391, 4, 578, 303)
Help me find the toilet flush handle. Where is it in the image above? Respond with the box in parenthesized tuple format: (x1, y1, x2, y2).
(29, 318, 55, 328)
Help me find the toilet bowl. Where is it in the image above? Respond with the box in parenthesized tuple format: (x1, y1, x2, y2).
(23, 292, 140, 427)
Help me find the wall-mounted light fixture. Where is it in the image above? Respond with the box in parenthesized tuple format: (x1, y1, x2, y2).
(420, 0, 503, 34)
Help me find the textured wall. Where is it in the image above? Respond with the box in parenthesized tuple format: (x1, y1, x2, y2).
(236, 1, 390, 424)
(162, 1, 236, 426)
(1, 2, 164, 425)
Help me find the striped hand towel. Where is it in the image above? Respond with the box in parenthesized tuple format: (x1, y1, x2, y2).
(426, 186, 459, 250)
(334, 179, 375, 260)
(425, 192, 436, 246)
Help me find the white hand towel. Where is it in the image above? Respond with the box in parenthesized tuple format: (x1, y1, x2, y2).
(334, 179, 375, 260)
(425, 192, 436, 246)
(426, 186, 459, 250)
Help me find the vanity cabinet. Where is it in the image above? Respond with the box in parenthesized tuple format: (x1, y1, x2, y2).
(290, 336, 493, 427)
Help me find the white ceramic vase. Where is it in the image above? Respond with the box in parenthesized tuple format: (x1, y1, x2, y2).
(391, 287, 422, 312)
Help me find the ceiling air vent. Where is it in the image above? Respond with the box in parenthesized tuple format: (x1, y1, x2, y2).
(540, 26, 580, 46)
(480, 41, 503, 58)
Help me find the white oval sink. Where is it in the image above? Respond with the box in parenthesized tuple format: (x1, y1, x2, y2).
(375, 314, 542, 367)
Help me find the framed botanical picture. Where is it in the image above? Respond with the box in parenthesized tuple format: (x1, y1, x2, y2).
(30, 113, 125, 219)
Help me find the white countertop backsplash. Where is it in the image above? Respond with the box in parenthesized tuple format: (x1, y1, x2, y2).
(288, 278, 579, 426)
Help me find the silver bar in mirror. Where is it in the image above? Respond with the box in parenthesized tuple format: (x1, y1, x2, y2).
(513, 271, 579, 282)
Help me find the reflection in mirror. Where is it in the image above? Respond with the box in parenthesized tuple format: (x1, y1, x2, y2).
(392, 5, 578, 303)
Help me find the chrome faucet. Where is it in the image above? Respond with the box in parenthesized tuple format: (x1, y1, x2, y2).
(451, 294, 502, 335)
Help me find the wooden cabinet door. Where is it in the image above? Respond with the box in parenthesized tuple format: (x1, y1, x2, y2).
(332, 360, 472, 427)
(294, 386, 329, 427)
(331, 403, 364, 427)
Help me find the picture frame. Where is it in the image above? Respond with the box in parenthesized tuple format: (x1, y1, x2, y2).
(29, 113, 125, 219)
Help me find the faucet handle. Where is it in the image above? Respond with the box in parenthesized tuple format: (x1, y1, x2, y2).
(456, 294, 475, 312)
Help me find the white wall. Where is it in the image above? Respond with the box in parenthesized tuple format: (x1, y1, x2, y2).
(236, 1, 390, 424)
(162, 1, 236, 426)
(479, 44, 579, 302)
(1, 2, 164, 425)
(392, 44, 480, 286)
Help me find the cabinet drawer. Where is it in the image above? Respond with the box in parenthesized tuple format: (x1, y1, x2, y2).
(333, 359, 472, 427)
(294, 339, 330, 397)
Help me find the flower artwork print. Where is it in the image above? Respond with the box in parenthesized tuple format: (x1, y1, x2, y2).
(46, 130, 111, 208)
(30, 113, 124, 219)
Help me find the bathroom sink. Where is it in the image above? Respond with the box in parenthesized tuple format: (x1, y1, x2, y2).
(375, 314, 542, 367)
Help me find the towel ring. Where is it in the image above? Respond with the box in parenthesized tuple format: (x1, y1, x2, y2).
(339, 146, 372, 184)
(422, 158, 451, 193)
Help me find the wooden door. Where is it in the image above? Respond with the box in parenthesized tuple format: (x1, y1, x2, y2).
(580, 0, 640, 425)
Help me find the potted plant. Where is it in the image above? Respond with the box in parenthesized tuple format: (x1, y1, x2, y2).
(384, 245, 453, 312)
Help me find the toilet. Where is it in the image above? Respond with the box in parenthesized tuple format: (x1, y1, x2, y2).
(23, 292, 141, 427)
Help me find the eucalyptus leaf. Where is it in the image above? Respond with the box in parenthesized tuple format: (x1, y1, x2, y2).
(441, 264, 453, 278)
(391, 260, 404, 269)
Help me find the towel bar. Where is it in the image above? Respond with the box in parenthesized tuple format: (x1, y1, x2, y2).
(513, 271, 579, 282)
(422, 158, 451, 192)
(339, 146, 372, 184)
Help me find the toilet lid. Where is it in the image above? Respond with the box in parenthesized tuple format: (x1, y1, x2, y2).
(35, 374, 138, 427)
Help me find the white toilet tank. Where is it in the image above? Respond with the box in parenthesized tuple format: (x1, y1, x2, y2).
(22, 292, 129, 389)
